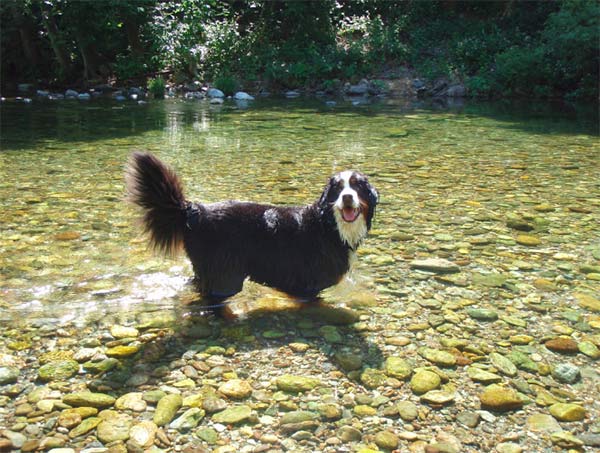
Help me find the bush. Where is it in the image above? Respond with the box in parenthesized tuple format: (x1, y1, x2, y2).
(450, 25, 509, 75)
(213, 74, 237, 95)
(201, 20, 253, 80)
(3, 0, 595, 100)
(542, 0, 599, 98)
(465, 74, 491, 98)
(147, 77, 166, 99)
(493, 46, 549, 97)
(114, 55, 155, 81)
(337, 14, 408, 76)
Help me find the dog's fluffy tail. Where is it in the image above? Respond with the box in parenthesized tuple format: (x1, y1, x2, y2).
(125, 152, 188, 255)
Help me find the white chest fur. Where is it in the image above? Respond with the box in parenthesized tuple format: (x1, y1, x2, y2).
(333, 207, 367, 249)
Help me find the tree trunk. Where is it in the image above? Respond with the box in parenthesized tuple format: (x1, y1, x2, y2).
(124, 18, 144, 59)
(77, 34, 111, 83)
(75, 30, 98, 81)
(18, 24, 40, 68)
(41, 6, 72, 80)
(7, 3, 40, 71)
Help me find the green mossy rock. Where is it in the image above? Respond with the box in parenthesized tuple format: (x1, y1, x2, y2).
(38, 360, 79, 382)
(63, 392, 116, 408)
(480, 384, 523, 411)
(153, 394, 183, 426)
(384, 356, 413, 380)
(549, 403, 586, 422)
(275, 375, 322, 393)
(212, 405, 252, 424)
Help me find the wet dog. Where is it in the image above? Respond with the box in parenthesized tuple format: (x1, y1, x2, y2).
(125, 152, 378, 311)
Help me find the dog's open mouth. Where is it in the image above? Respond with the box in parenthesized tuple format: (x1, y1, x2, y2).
(341, 206, 361, 222)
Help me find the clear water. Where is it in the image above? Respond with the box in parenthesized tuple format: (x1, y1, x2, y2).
(1, 97, 598, 329)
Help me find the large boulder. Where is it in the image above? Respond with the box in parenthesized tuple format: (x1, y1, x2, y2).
(207, 88, 225, 98)
(445, 84, 466, 97)
(345, 80, 369, 95)
(234, 91, 254, 100)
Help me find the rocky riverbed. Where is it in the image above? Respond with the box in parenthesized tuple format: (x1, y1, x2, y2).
(1, 242, 599, 452)
(1, 99, 598, 452)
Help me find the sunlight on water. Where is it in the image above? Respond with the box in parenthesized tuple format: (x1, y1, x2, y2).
(1, 97, 598, 329)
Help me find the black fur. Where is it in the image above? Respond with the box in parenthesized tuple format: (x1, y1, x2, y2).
(125, 152, 377, 305)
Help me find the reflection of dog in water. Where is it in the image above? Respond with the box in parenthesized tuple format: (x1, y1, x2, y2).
(125, 152, 378, 313)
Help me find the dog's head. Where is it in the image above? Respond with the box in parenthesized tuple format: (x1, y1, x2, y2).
(318, 170, 378, 248)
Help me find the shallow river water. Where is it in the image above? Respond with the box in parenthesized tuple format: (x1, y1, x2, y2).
(0, 97, 599, 452)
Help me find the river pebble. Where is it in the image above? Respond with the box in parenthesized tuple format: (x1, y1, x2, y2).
(418, 347, 457, 367)
(374, 430, 399, 449)
(409, 258, 460, 274)
(218, 379, 253, 399)
(96, 411, 132, 443)
(275, 375, 321, 392)
(0, 367, 19, 385)
(479, 384, 523, 411)
(153, 394, 182, 426)
(410, 369, 441, 394)
(63, 392, 115, 408)
(549, 403, 586, 421)
(212, 405, 252, 424)
(489, 352, 518, 377)
(384, 356, 413, 379)
(128, 420, 157, 449)
(37, 360, 79, 381)
(169, 407, 205, 431)
(552, 362, 581, 383)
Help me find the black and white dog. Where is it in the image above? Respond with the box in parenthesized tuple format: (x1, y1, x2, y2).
(126, 152, 378, 308)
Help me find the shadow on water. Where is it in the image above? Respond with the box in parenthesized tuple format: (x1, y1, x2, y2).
(83, 302, 385, 399)
(0, 97, 597, 152)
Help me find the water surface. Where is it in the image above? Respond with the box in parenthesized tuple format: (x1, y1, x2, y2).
(1, 97, 598, 329)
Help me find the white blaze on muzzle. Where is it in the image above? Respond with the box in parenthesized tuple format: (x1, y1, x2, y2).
(335, 170, 361, 222)
(332, 170, 368, 249)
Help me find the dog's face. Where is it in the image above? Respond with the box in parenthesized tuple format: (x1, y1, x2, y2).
(319, 170, 378, 248)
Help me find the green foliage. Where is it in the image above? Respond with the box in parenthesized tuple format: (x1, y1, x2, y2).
(450, 25, 509, 75)
(493, 46, 549, 97)
(114, 55, 150, 81)
(147, 77, 166, 99)
(337, 14, 408, 77)
(458, 0, 598, 99)
(542, 0, 600, 98)
(213, 74, 237, 95)
(321, 78, 341, 93)
(149, 1, 206, 76)
(200, 19, 255, 80)
(0, 0, 597, 100)
(466, 72, 496, 98)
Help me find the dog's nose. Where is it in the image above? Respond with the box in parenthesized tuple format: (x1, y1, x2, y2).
(342, 194, 354, 206)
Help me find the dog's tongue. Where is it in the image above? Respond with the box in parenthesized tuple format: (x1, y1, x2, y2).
(342, 207, 359, 222)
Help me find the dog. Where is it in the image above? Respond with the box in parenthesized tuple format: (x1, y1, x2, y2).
(125, 152, 378, 310)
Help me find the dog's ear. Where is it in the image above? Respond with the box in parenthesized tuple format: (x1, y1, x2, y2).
(365, 185, 378, 230)
(317, 177, 334, 214)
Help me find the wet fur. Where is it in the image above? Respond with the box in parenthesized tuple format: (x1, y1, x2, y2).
(125, 152, 378, 306)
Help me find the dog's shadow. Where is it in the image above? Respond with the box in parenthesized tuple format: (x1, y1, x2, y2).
(89, 287, 385, 396)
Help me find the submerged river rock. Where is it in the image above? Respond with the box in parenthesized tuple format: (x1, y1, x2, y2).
(0, 98, 598, 451)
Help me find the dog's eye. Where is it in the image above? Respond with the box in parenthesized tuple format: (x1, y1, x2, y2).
(326, 180, 342, 201)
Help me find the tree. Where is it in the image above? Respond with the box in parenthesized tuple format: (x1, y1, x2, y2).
(40, 1, 73, 81)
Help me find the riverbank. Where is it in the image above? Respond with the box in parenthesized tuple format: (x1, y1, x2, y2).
(4, 65, 466, 103)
